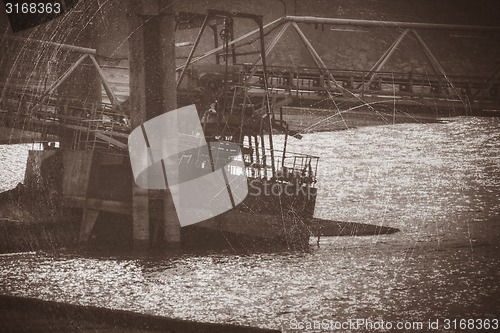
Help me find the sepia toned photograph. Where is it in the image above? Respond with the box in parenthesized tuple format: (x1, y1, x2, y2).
(0, 1, 499, 332)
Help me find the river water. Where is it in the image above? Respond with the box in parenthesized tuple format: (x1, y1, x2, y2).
(0, 117, 499, 332)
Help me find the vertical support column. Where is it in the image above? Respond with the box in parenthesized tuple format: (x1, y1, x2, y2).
(159, 1, 181, 247)
(408, 71, 414, 93)
(127, 1, 151, 250)
(128, 0, 180, 250)
(258, 16, 276, 177)
(228, 18, 237, 65)
(210, 24, 220, 65)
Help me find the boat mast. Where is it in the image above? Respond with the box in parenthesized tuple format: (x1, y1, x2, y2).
(256, 15, 276, 177)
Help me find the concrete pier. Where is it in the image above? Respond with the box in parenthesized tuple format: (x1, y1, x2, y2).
(159, 1, 182, 248)
(128, 2, 151, 250)
(128, 0, 181, 250)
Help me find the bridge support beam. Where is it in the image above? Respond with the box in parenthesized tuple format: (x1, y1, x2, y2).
(128, 3, 150, 250)
(159, 1, 181, 248)
(128, 0, 180, 250)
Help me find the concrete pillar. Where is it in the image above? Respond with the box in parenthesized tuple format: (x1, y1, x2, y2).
(128, 0, 180, 250)
(128, 1, 151, 250)
(158, 2, 181, 247)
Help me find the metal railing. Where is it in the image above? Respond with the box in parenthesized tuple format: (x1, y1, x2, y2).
(243, 145, 319, 185)
(243, 65, 500, 102)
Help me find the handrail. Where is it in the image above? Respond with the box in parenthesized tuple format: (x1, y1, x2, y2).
(246, 65, 500, 82)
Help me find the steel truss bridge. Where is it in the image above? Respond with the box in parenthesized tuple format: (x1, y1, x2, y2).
(177, 14, 500, 113)
(1, 14, 500, 146)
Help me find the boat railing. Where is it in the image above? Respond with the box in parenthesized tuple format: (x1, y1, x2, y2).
(275, 150, 319, 185)
(244, 148, 319, 185)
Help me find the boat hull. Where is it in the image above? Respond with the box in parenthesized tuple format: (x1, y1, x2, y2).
(50, 149, 317, 249)
(184, 181, 317, 249)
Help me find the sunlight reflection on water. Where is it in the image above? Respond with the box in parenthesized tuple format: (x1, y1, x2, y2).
(1, 117, 499, 331)
(0, 143, 42, 192)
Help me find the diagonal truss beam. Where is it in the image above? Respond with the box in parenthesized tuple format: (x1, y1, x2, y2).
(291, 21, 342, 90)
(364, 29, 409, 89)
(410, 29, 460, 98)
(248, 21, 292, 79)
(411, 30, 446, 76)
(475, 62, 500, 99)
(8, 38, 121, 109)
(176, 13, 210, 89)
(29, 53, 89, 113)
(175, 17, 284, 73)
(368, 29, 409, 73)
(88, 54, 118, 105)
